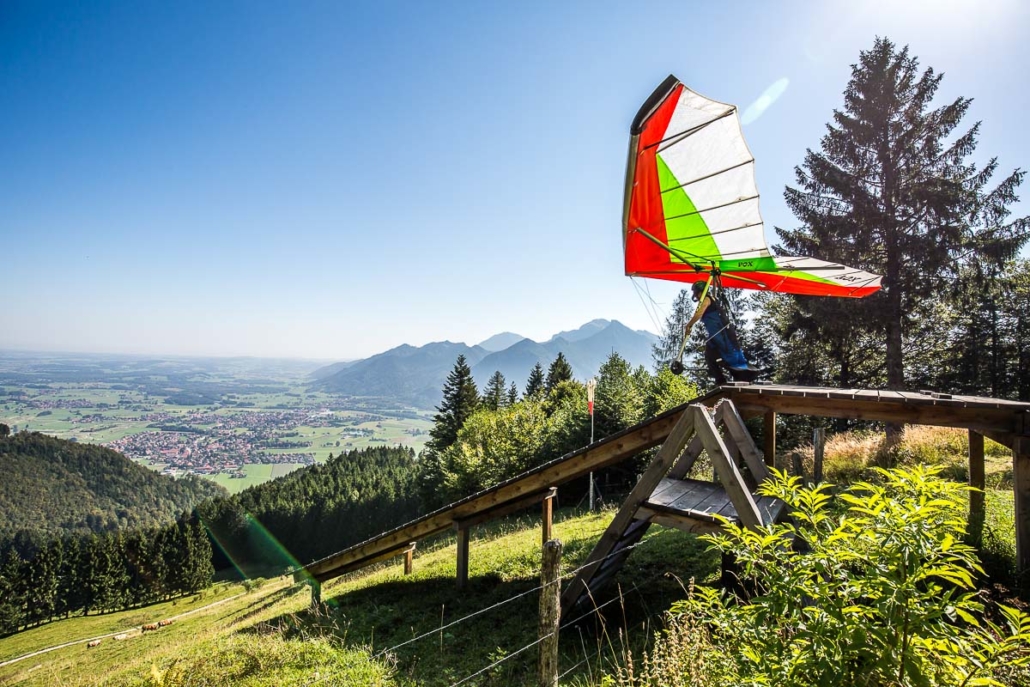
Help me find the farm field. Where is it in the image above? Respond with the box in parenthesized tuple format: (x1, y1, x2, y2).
(0, 353, 432, 491)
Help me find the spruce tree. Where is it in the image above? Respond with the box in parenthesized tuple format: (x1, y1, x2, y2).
(507, 381, 519, 406)
(429, 355, 480, 451)
(482, 371, 507, 411)
(780, 37, 1027, 390)
(0, 548, 25, 634)
(525, 362, 545, 398)
(83, 534, 116, 614)
(545, 353, 574, 392)
(57, 535, 84, 618)
(26, 539, 61, 625)
(595, 352, 644, 438)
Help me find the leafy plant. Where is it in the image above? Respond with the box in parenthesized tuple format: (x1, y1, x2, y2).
(664, 467, 1030, 686)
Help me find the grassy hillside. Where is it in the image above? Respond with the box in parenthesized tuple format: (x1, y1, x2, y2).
(0, 508, 720, 686)
(0, 432, 225, 541)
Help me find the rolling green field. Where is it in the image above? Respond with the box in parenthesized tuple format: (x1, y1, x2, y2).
(207, 463, 307, 494)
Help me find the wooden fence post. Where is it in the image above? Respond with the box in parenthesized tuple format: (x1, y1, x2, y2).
(763, 411, 776, 467)
(456, 525, 470, 590)
(1014, 437, 1030, 576)
(791, 452, 805, 482)
(539, 539, 562, 687)
(542, 487, 557, 547)
(813, 427, 825, 484)
(968, 431, 985, 548)
(404, 543, 415, 576)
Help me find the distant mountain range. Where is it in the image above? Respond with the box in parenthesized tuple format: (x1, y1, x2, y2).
(311, 320, 658, 408)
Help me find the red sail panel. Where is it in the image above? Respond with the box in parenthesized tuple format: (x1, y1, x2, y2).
(624, 83, 682, 278)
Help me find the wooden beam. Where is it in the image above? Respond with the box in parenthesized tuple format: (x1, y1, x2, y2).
(560, 408, 696, 614)
(763, 411, 776, 467)
(634, 507, 722, 536)
(455, 489, 553, 530)
(696, 406, 762, 529)
(297, 402, 689, 583)
(728, 391, 1020, 437)
(969, 430, 985, 548)
(542, 488, 556, 547)
(668, 434, 704, 480)
(717, 401, 770, 484)
(456, 525, 470, 590)
(314, 542, 418, 581)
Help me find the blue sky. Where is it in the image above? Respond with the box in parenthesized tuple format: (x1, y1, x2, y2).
(2, 0, 1027, 360)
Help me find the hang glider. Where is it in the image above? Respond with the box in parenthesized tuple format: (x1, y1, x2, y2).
(623, 75, 881, 298)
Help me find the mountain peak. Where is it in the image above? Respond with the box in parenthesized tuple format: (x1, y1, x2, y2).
(477, 332, 526, 352)
(547, 319, 612, 344)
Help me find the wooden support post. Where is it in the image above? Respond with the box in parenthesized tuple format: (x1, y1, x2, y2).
(695, 406, 763, 529)
(813, 427, 825, 484)
(538, 539, 562, 687)
(668, 434, 704, 480)
(968, 431, 985, 548)
(455, 525, 470, 590)
(404, 544, 415, 576)
(541, 487, 556, 547)
(1014, 437, 1030, 576)
(717, 401, 770, 484)
(560, 408, 696, 614)
(791, 452, 804, 482)
(310, 579, 321, 608)
(763, 411, 776, 467)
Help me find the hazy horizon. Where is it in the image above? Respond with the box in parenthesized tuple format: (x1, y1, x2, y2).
(4, 0, 1027, 359)
(0, 317, 648, 363)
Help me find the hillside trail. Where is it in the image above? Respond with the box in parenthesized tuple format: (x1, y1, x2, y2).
(0, 587, 257, 669)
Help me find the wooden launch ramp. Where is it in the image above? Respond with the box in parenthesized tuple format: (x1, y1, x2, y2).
(295, 384, 1030, 601)
(560, 398, 785, 620)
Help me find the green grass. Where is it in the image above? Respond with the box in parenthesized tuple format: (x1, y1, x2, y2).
(0, 508, 718, 687)
(207, 465, 309, 494)
(0, 582, 247, 663)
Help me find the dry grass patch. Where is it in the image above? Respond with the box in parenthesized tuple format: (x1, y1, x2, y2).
(783, 425, 1010, 486)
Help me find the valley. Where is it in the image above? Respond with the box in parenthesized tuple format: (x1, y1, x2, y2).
(0, 354, 432, 493)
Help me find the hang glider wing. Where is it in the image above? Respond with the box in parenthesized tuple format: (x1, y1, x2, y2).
(623, 75, 881, 298)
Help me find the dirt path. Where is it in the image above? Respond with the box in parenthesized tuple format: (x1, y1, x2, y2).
(0, 592, 247, 668)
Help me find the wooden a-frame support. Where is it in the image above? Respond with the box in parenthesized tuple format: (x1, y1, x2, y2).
(560, 399, 778, 618)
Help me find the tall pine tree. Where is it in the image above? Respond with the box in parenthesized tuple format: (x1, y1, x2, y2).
(428, 355, 480, 451)
(506, 381, 519, 406)
(482, 371, 507, 411)
(525, 363, 545, 398)
(779, 37, 1027, 391)
(545, 353, 574, 392)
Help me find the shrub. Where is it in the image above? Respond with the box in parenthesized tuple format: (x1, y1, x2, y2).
(660, 467, 1030, 686)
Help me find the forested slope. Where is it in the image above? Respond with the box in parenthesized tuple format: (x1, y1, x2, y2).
(0, 431, 225, 542)
(200, 445, 421, 572)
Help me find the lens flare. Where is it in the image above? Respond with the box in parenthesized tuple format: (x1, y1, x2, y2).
(741, 78, 790, 125)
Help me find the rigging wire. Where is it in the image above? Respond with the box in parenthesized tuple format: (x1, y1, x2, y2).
(631, 277, 665, 335)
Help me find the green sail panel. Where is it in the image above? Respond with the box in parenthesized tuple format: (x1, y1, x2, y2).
(656, 154, 720, 263)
